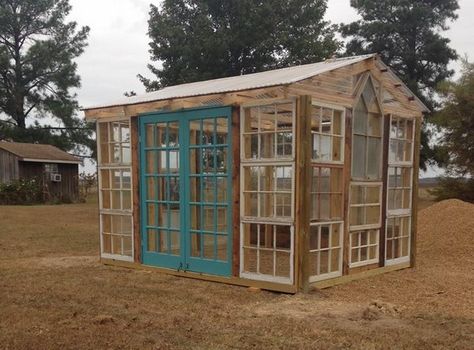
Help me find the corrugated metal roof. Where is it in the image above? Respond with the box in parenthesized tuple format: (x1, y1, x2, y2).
(0, 141, 81, 163)
(85, 54, 376, 110)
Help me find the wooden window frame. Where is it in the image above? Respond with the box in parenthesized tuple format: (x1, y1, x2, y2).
(349, 182, 383, 231)
(310, 165, 344, 222)
(389, 116, 415, 166)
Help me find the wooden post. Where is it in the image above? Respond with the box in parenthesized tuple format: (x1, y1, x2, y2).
(231, 105, 241, 277)
(379, 114, 390, 266)
(342, 108, 353, 275)
(131, 116, 141, 263)
(410, 117, 422, 268)
(295, 96, 312, 292)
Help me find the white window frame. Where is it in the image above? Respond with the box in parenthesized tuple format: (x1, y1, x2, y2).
(240, 222, 294, 285)
(349, 229, 380, 268)
(239, 99, 296, 285)
(311, 102, 346, 165)
(385, 115, 415, 265)
(349, 182, 383, 231)
(309, 221, 344, 282)
(97, 117, 134, 262)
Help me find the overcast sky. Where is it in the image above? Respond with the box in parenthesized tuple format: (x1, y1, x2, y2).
(68, 0, 474, 176)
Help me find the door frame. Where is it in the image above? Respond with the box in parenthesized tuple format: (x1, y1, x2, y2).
(139, 106, 233, 277)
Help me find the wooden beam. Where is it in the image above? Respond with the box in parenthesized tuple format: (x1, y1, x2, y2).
(410, 118, 422, 268)
(231, 106, 241, 277)
(295, 95, 312, 292)
(342, 108, 353, 276)
(131, 117, 141, 263)
(101, 258, 297, 294)
(311, 261, 410, 290)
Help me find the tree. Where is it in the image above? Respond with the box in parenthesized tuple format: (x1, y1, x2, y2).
(340, 0, 459, 170)
(0, 0, 92, 156)
(434, 60, 474, 177)
(139, 0, 340, 91)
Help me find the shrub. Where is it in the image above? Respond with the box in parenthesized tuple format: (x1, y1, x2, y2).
(0, 178, 43, 205)
(429, 177, 474, 203)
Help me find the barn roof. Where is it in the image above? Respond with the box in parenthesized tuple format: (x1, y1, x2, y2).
(0, 142, 81, 164)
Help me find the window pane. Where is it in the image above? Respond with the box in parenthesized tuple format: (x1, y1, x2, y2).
(352, 135, 366, 179)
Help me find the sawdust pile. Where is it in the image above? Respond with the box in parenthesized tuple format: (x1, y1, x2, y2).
(418, 199, 474, 264)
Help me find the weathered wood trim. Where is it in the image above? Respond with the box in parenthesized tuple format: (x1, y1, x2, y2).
(410, 118, 422, 268)
(311, 261, 410, 290)
(131, 117, 141, 263)
(101, 258, 297, 294)
(231, 106, 241, 277)
(295, 95, 312, 292)
(342, 108, 353, 275)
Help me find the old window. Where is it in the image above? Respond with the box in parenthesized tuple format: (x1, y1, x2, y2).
(310, 167, 343, 222)
(352, 78, 383, 181)
(350, 229, 379, 267)
(309, 222, 343, 282)
(386, 216, 410, 262)
(240, 101, 295, 284)
(311, 105, 344, 163)
(349, 183, 382, 229)
(97, 119, 133, 261)
(385, 116, 415, 265)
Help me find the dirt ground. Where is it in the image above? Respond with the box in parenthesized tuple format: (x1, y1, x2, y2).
(0, 195, 473, 349)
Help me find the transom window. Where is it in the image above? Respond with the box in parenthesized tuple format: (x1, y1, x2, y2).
(311, 105, 344, 163)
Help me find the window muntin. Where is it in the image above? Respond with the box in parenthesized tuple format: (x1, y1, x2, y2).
(310, 167, 343, 222)
(349, 183, 382, 229)
(350, 229, 379, 267)
(242, 102, 294, 160)
(241, 222, 293, 281)
(97, 119, 133, 262)
(309, 222, 343, 281)
(386, 216, 410, 263)
(311, 105, 344, 163)
(389, 117, 414, 164)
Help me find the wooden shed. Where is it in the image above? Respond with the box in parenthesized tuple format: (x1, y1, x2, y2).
(84, 54, 427, 293)
(0, 141, 81, 202)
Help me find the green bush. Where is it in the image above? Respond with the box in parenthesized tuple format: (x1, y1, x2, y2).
(0, 178, 43, 205)
(429, 177, 474, 203)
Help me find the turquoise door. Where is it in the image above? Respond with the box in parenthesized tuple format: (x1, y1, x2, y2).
(139, 107, 232, 276)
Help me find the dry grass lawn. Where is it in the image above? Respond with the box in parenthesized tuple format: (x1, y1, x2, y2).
(0, 195, 473, 349)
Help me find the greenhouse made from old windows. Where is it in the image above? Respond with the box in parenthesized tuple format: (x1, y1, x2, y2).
(84, 54, 427, 293)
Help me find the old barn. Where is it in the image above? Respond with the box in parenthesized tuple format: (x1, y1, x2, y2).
(0, 141, 81, 202)
(83, 54, 427, 293)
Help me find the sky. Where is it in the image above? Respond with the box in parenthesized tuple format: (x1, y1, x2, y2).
(68, 0, 474, 176)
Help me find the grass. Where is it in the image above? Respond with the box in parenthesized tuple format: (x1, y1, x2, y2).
(0, 195, 473, 349)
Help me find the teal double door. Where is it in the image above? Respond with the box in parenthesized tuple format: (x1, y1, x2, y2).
(139, 107, 232, 276)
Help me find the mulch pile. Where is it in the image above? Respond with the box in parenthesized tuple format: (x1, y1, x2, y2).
(418, 199, 474, 264)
